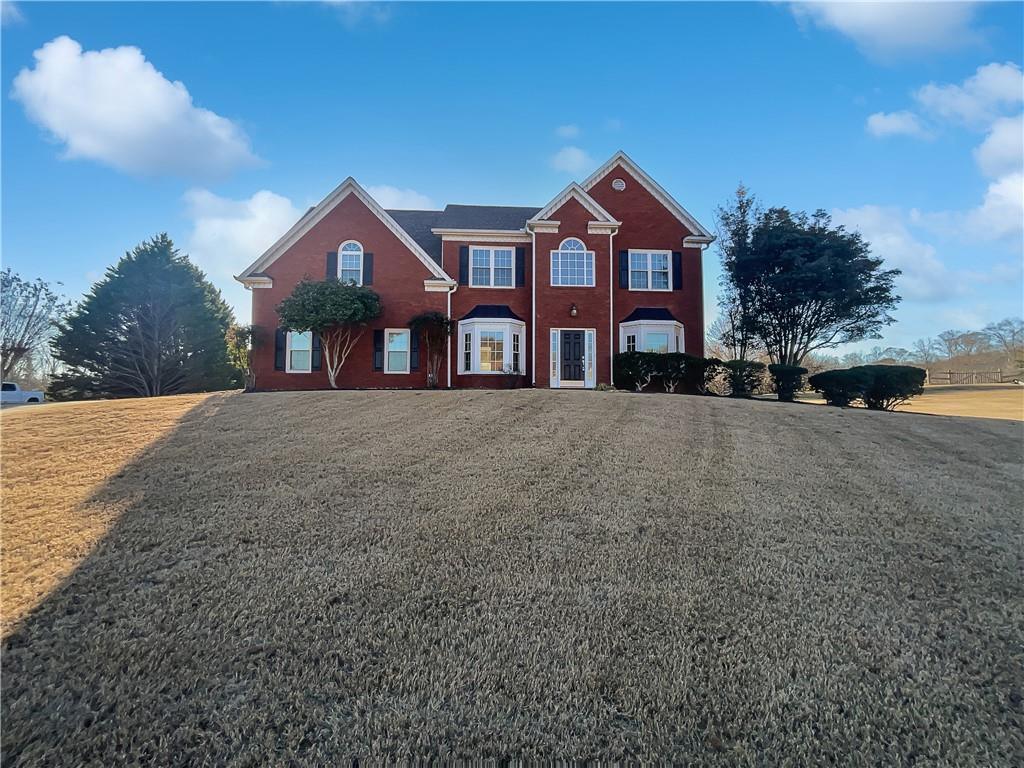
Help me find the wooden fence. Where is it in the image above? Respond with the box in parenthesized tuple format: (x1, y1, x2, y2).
(929, 370, 1013, 385)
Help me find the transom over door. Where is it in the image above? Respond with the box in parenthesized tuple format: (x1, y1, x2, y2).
(561, 331, 584, 381)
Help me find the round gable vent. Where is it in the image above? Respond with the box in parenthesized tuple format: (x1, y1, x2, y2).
(611, 178, 626, 191)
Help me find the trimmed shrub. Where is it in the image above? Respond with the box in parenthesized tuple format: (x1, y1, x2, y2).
(613, 352, 660, 392)
(858, 364, 926, 410)
(722, 360, 767, 398)
(768, 364, 808, 402)
(613, 352, 723, 394)
(808, 368, 872, 407)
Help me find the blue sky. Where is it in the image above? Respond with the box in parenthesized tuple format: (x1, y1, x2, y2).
(2, 1, 1022, 352)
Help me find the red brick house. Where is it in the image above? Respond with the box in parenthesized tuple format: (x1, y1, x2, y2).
(236, 151, 713, 390)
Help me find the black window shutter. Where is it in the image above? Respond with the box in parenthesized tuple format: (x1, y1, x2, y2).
(274, 328, 286, 370)
(618, 251, 629, 288)
(311, 333, 322, 370)
(326, 251, 338, 279)
(672, 252, 683, 291)
(458, 246, 469, 285)
(363, 253, 374, 285)
(410, 329, 420, 371)
(373, 329, 384, 371)
(515, 247, 526, 287)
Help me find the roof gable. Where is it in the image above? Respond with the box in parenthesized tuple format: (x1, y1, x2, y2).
(581, 151, 713, 240)
(527, 182, 619, 225)
(236, 178, 451, 282)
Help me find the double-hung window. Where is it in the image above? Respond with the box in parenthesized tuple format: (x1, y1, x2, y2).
(385, 329, 410, 374)
(551, 238, 594, 287)
(339, 240, 363, 284)
(286, 331, 312, 373)
(470, 247, 514, 287)
(458, 320, 526, 374)
(629, 250, 671, 291)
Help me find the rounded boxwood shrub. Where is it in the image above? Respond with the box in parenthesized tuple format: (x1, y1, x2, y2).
(722, 360, 767, 398)
(807, 368, 872, 407)
(768, 364, 808, 402)
(858, 364, 926, 410)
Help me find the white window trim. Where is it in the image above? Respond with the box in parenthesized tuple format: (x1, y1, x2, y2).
(468, 245, 516, 289)
(628, 249, 672, 292)
(619, 320, 684, 354)
(285, 330, 313, 373)
(549, 327, 597, 389)
(383, 327, 411, 374)
(457, 319, 526, 375)
(338, 239, 364, 286)
(550, 237, 596, 288)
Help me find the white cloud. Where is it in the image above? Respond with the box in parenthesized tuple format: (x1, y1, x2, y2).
(1, 1, 24, 25)
(914, 62, 1024, 128)
(866, 110, 931, 139)
(324, 1, 392, 27)
(832, 205, 957, 301)
(11, 36, 257, 179)
(964, 172, 1024, 243)
(365, 185, 434, 210)
(790, 2, 980, 58)
(974, 114, 1023, 178)
(184, 189, 301, 315)
(555, 124, 580, 139)
(550, 146, 595, 174)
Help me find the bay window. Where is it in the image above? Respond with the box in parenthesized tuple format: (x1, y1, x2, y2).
(458, 319, 526, 374)
(619, 321, 684, 354)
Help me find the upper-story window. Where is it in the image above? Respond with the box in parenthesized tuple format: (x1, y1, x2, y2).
(470, 246, 514, 288)
(551, 238, 594, 287)
(629, 250, 671, 291)
(339, 240, 363, 284)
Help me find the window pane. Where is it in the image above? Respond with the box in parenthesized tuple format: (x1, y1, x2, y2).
(631, 252, 649, 270)
(553, 249, 593, 286)
(650, 252, 668, 270)
(341, 242, 362, 253)
(290, 350, 310, 370)
(651, 271, 669, 290)
(626, 334, 637, 352)
(290, 331, 311, 351)
(512, 333, 520, 373)
(340, 251, 362, 283)
(387, 331, 409, 372)
(463, 332, 472, 372)
(479, 331, 504, 371)
(645, 332, 669, 353)
(471, 249, 491, 285)
(493, 249, 513, 286)
(630, 269, 648, 289)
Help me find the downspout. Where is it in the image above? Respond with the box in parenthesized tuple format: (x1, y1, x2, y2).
(530, 226, 537, 387)
(446, 282, 458, 388)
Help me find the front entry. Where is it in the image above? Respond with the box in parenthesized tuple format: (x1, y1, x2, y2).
(549, 327, 596, 389)
(561, 331, 584, 383)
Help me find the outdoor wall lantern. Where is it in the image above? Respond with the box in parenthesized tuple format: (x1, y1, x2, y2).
(569, 303, 578, 317)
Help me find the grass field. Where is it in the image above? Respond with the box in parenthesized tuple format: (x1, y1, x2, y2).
(2, 390, 1022, 763)
(796, 383, 1024, 421)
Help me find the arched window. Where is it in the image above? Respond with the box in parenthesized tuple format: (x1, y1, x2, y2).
(551, 238, 594, 287)
(339, 240, 363, 284)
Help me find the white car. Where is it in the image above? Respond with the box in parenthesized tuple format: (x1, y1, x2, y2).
(1, 381, 44, 404)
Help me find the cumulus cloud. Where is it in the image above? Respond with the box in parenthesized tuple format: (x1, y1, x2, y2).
(365, 185, 434, 210)
(866, 110, 931, 138)
(964, 172, 1024, 243)
(914, 62, 1024, 127)
(832, 205, 958, 301)
(550, 146, 594, 174)
(11, 36, 258, 179)
(1, 1, 24, 25)
(974, 115, 1024, 179)
(184, 189, 301, 314)
(790, 2, 980, 58)
(555, 124, 580, 139)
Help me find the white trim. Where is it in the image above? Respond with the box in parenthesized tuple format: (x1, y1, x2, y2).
(467, 245, 516, 289)
(587, 222, 620, 235)
(549, 327, 597, 389)
(550, 238, 596, 288)
(627, 249, 673, 292)
(240, 276, 273, 289)
(618, 320, 685, 354)
(581, 151, 715, 240)
(457, 318, 526, 375)
(285, 330, 313, 373)
(383, 328, 411, 374)
(527, 183, 618, 226)
(424, 278, 457, 292)
(235, 177, 452, 283)
(337, 239, 364, 285)
(432, 228, 531, 243)
(531, 228, 537, 385)
(528, 220, 561, 234)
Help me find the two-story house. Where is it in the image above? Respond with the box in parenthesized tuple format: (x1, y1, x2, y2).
(236, 151, 713, 390)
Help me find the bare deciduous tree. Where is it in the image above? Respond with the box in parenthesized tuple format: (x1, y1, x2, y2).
(1, 269, 70, 380)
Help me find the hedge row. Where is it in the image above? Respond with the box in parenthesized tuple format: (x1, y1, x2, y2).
(613, 353, 773, 398)
(808, 365, 926, 410)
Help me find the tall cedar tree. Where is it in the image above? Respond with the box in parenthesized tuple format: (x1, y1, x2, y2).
(276, 279, 382, 388)
(714, 185, 762, 361)
(728, 206, 900, 366)
(51, 235, 237, 398)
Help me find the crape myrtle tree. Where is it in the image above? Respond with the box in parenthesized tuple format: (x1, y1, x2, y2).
(408, 310, 453, 388)
(1, 268, 71, 380)
(723, 202, 901, 366)
(51, 235, 236, 399)
(276, 279, 382, 388)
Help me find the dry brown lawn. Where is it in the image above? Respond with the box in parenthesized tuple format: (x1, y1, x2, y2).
(2, 390, 1022, 764)
(797, 383, 1024, 421)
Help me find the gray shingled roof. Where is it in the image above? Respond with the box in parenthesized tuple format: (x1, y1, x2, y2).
(622, 307, 679, 323)
(385, 210, 444, 265)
